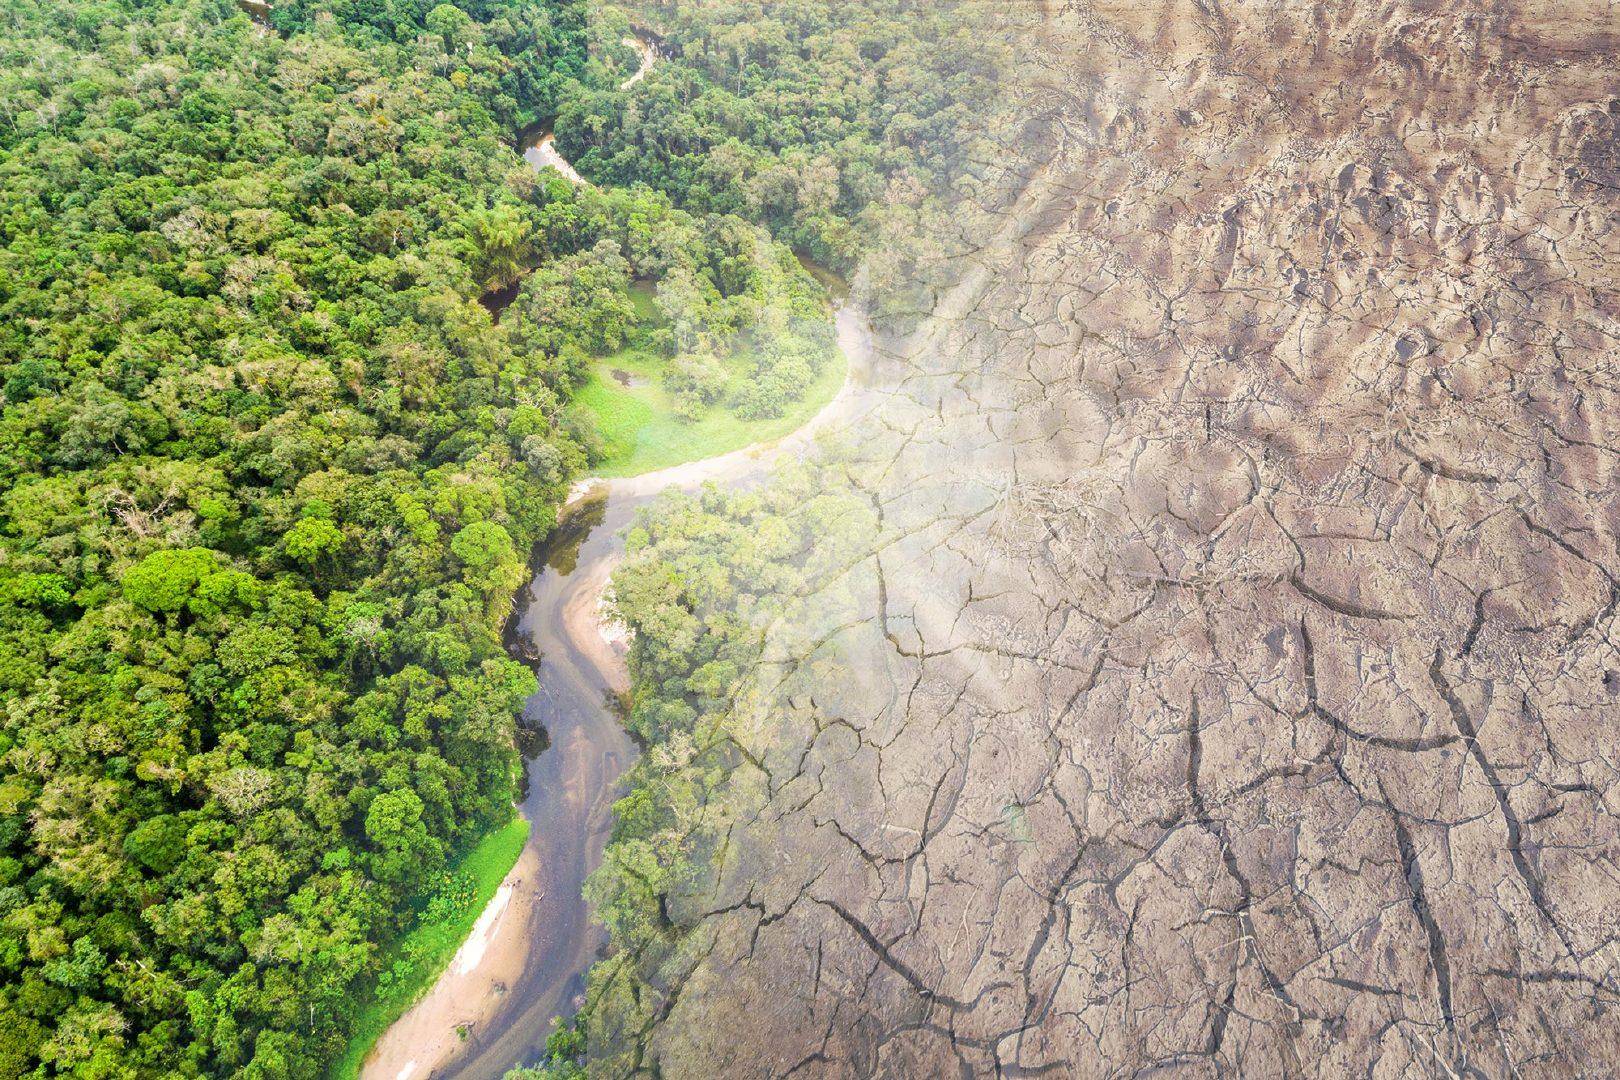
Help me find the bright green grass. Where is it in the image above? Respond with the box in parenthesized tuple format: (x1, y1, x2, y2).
(329, 818, 531, 1080)
(627, 278, 662, 321)
(574, 338, 848, 479)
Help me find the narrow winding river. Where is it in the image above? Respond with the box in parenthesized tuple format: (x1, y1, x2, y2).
(522, 33, 657, 185)
(360, 34, 875, 1079)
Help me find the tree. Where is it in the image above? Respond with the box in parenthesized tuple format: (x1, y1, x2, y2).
(283, 517, 345, 568)
(426, 4, 479, 52)
(665, 351, 728, 419)
(468, 203, 534, 292)
(121, 548, 218, 614)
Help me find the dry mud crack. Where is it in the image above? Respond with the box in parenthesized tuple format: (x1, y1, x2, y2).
(594, 3, 1620, 1076)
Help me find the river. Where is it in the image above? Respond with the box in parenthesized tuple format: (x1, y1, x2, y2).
(359, 32, 875, 1080)
(521, 33, 658, 187)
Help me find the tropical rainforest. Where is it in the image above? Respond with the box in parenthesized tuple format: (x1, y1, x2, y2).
(557, 0, 996, 274)
(0, 0, 992, 1074)
(0, 0, 602, 1073)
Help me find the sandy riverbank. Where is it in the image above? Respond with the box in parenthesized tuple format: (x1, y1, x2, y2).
(556, 511, 631, 696)
(360, 845, 543, 1080)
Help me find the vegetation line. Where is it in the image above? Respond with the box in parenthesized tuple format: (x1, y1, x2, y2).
(330, 819, 531, 1080)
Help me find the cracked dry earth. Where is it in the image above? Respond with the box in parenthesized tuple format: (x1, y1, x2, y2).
(610, 3, 1620, 1076)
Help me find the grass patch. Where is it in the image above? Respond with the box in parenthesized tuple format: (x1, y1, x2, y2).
(626, 278, 662, 321)
(573, 333, 848, 479)
(329, 817, 531, 1080)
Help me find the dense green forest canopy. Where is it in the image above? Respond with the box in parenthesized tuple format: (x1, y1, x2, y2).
(0, 0, 843, 1072)
(0, 0, 605, 1074)
(559, 0, 1000, 274)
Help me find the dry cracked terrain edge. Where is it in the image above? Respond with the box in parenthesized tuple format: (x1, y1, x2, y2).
(590, 2, 1620, 1076)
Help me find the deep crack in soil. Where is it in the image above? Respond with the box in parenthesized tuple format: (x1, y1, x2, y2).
(589, 2, 1620, 1076)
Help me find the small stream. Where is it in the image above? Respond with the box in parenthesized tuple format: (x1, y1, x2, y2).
(519, 33, 660, 189)
(400, 299, 873, 1080)
(360, 29, 876, 1080)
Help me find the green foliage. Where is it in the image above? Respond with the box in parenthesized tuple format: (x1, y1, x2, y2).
(268, 0, 590, 130)
(505, 188, 843, 473)
(556, 0, 999, 274)
(573, 468, 876, 1062)
(451, 521, 519, 572)
(0, 0, 600, 1074)
(451, 521, 526, 616)
(504, 1015, 587, 1080)
(120, 547, 220, 614)
(123, 815, 188, 874)
(331, 818, 530, 1080)
(284, 516, 346, 567)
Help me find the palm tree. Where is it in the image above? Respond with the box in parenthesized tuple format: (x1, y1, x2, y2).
(472, 204, 534, 292)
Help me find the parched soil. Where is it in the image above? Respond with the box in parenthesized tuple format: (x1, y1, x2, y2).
(595, 2, 1620, 1076)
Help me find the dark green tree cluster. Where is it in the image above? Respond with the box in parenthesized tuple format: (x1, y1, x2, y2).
(0, 0, 617, 1074)
(553, 0, 1002, 272)
(267, 0, 589, 131)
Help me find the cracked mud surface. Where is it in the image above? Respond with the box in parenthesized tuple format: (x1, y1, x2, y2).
(599, 3, 1620, 1075)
